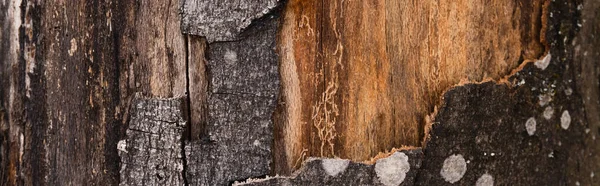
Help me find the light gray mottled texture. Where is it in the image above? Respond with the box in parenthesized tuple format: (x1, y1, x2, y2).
(181, 0, 279, 42)
(185, 12, 280, 185)
(119, 97, 186, 186)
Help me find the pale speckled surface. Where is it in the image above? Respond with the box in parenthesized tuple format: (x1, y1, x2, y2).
(181, 0, 279, 42)
(119, 97, 186, 186)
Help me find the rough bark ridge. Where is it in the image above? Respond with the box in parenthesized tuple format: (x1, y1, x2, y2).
(181, 0, 279, 42)
(119, 97, 186, 185)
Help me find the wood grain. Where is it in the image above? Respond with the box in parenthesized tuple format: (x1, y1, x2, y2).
(275, 0, 547, 173)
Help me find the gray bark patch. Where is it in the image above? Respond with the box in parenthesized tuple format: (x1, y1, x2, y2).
(184, 13, 280, 186)
(119, 97, 186, 186)
(181, 0, 279, 42)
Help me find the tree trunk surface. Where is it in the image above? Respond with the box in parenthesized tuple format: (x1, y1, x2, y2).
(0, 0, 598, 186)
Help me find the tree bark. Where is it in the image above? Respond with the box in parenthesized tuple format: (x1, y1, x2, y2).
(1, 0, 598, 186)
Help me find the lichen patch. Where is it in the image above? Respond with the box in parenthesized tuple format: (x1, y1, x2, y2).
(476, 173, 494, 186)
(526, 117, 537, 136)
(440, 154, 467, 184)
(534, 53, 552, 70)
(560, 110, 571, 130)
(543, 106, 554, 120)
(321, 158, 350, 177)
(375, 152, 410, 186)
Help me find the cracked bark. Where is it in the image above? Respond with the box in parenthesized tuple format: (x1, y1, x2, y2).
(0, 0, 598, 186)
(118, 96, 186, 186)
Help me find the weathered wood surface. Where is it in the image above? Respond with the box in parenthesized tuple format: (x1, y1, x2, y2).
(0, 0, 122, 185)
(115, 0, 188, 98)
(119, 97, 186, 186)
(181, 0, 279, 42)
(0, 0, 195, 185)
(274, 0, 549, 173)
(0, 0, 24, 185)
(0, 0, 598, 185)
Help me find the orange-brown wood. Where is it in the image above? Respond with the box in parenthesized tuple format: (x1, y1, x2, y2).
(274, 0, 547, 173)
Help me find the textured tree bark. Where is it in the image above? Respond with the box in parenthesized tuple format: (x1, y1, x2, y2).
(0, 0, 598, 186)
(273, 0, 548, 173)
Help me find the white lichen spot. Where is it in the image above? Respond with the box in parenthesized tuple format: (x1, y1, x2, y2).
(476, 173, 494, 186)
(526, 117, 537, 136)
(321, 158, 349, 177)
(518, 79, 526, 86)
(68, 38, 77, 56)
(375, 152, 410, 186)
(560, 110, 571, 130)
(534, 53, 552, 70)
(117, 140, 128, 153)
(543, 106, 554, 120)
(564, 88, 573, 96)
(538, 94, 553, 106)
(440, 154, 467, 184)
(224, 49, 238, 65)
(253, 139, 261, 147)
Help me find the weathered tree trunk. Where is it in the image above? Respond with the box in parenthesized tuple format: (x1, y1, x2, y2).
(1, 0, 598, 185)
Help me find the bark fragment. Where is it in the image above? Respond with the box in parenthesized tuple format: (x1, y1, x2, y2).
(181, 0, 279, 42)
(184, 11, 280, 185)
(119, 97, 186, 186)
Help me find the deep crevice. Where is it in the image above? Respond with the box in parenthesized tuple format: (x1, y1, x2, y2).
(181, 34, 191, 186)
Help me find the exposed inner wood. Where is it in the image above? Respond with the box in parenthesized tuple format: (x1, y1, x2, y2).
(274, 0, 547, 173)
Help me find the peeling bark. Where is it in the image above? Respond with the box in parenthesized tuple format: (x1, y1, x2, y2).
(274, 0, 550, 174)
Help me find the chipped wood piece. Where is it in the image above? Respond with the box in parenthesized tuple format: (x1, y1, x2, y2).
(181, 0, 279, 42)
(275, 0, 548, 173)
(119, 97, 186, 186)
(187, 35, 208, 141)
(184, 12, 280, 185)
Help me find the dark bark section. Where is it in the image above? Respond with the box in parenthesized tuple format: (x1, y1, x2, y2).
(0, 0, 122, 185)
(184, 12, 281, 185)
(119, 97, 186, 186)
(237, 149, 422, 186)
(570, 0, 600, 184)
(180, 0, 279, 42)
